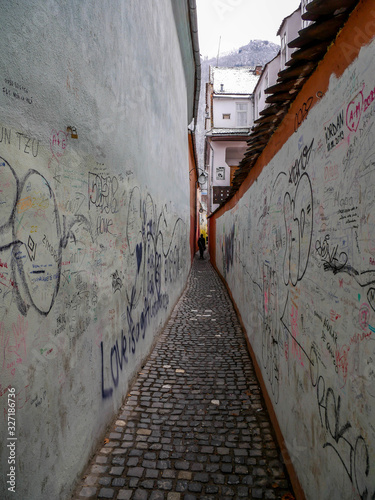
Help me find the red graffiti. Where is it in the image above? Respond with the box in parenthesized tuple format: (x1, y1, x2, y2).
(346, 91, 363, 132)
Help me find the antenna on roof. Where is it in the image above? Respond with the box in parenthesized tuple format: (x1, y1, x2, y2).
(216, 36, 221, 67)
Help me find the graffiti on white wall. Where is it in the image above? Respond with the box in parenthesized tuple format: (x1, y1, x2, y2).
(216, 40, 375, 499)
(0, 127, 188, 416)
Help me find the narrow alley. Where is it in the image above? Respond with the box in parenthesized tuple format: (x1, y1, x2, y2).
(72, 255, 294, 500)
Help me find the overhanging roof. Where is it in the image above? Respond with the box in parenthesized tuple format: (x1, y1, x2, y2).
(172, 0, 201, 126)
(211, 0, 359, 212)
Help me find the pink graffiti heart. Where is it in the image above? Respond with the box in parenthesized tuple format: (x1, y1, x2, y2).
(346, 91, 363, 132)
(50, 129, 67, 159)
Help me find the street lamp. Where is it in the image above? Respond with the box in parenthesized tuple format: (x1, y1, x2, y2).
(198, 171, 208, 186)
(189, 168, 208, 186)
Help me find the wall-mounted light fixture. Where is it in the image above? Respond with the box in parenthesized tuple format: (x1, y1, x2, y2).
(198, 171, 208, 186)
(189, 168, 208, 186)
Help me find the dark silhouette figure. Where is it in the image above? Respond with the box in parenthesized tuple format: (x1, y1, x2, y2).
(198, 234, 206, 259)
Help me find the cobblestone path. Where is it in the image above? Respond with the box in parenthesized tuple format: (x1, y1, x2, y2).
(72, 255, 295, 500)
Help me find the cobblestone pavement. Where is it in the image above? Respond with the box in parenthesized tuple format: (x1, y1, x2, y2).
(72, 255, 295, 500)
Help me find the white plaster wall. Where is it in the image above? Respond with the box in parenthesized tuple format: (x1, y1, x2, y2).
(213, 98, 252, 128)
(215, 39, 375, 499)
(255, 55, 281, 120)
(0, 1, 193, 499)
(210, 140, 247, 187)
(210, 141, 231, 187)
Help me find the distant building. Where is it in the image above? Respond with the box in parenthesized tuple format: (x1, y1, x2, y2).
(277, 7, 301, 71)
(204, 66, 260, 213)
(254, 5, 302, 121)
(253, 54, 280, 121)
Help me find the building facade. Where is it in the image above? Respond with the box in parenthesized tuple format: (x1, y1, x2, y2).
(254, 6, 302, 122)
(205, 66, 260, 213)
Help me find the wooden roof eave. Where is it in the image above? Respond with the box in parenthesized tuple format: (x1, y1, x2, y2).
(303, 0, 358, 20)
(288, 13, 348, 49)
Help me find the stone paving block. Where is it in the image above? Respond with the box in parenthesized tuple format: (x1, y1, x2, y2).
(178, 471, 192, 480)
(98, 488, 114, 498)
(188, 482, 202, 493)
(146, 469, 159, 479)
(129, 478, 140, 488)
(72, 257, 295, 500)
(98, 477, 111, 486)
(162, 469, 177, 478)
(167, 493, 181, 500)
(112, 478, 126, 487)
(141, 479, 155, 489)
(83, 475, 98, 486)
(79, 487, 97, 498)
(128, 466, 144, 477)
(112, 448, 127, 455)
(137, 428, 152, 435)
(127, 457, 139, 466)
(158, 478, 173, 490)
(91, 464, 108, 474)
(176, 480, 188, 492)
(109, 432, 122, 439)
(133, 490, 148, 500)
(117, 490, 132, 500)
(150, 492, 165, 500)
(109, 466, 124, 475)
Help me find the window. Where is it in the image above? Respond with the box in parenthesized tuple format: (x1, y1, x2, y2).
(301, 0, 311, 29)
(281, 32, 287, 69)
(213, 186, 231, 204)
(222, 113, 231, 119)
(236, 102, 248, 127)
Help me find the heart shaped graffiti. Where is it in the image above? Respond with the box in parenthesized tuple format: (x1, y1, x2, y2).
(346, 91, 363, 132)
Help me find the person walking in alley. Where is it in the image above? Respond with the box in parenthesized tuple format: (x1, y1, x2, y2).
(198, 233, 206, 259)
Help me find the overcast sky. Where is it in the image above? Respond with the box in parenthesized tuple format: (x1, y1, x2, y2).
(196, 0, 301, 58)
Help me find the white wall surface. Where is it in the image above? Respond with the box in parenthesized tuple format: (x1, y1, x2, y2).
(254, 54, 281, 120)
(213, 97, 252, 128)
(210, 140, 248, 178)
(215, 39, 375, 499)
(279, 9, 301, 70)
(208, 140, 247, 212)
(0, 1, 193, 499)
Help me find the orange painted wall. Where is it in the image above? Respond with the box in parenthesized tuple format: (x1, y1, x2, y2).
(189, 133, 199, 262)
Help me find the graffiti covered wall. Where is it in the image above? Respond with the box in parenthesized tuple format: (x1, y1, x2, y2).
(214, 31, 375, 500)
(0, 1, 194, 499)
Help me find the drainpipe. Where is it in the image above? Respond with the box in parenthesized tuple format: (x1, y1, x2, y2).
(187, 0, 201, 130)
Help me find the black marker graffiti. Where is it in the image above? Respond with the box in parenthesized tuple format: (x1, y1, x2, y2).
(283, 172, 313, 286)
(288, 138, 314, 186)
(101, 186, 186, 398)
(262, 262, 280, 403)
(0, 156, 92, 316)
(310, 346, 374, 499)
(294, 96, 314, 132)
(315, 234, 348, 272)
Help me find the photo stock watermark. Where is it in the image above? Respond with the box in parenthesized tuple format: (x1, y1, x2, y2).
(212, 0, 244, 20)
(6, 387, 17, 493)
